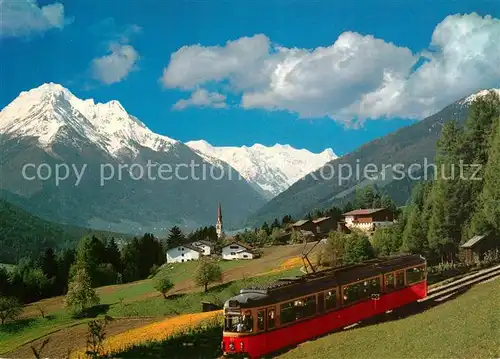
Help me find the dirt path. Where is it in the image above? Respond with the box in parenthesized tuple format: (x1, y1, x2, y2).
(6, 317, 159, 359)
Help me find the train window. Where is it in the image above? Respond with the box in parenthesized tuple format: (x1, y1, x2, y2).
(280, 295, 317, 325)
(395, 271, 405, 289)
(343, 283, 361, 305)
(267, 308, 275, 329)
(343, 277, 381, 305)
(303, 295, 317, 317)
(280, 301, 295, 325)
(385, 273, 395, 292)
(224, 313, 253, 333)
(257, 310, 265, 331)
(406, 266, 425, 284)
(325, 289, 337, 310)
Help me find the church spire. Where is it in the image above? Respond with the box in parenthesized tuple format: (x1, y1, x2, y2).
(216, 202, 224, 239)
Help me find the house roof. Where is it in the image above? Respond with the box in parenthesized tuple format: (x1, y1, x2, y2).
(192, 240, 214, 248)
(167, 244, 203, 253)
(222, 240, 252, 250)
(461, 234, 488, 248)
(312, 216, 332, 224)
(343, 208, 387, 216)
(292, 219, 311, 227)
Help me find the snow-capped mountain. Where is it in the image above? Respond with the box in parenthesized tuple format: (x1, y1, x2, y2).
(186, 140, 337, 197)
(458, 88, 500, 106)
(0, 83, 178, 158)
(0, 83, 265, 233)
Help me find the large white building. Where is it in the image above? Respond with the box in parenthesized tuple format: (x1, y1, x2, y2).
(222, 241, 254, 260)
(166, 244, 202, 263)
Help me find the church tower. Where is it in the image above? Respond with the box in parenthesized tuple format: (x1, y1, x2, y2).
(216, 202, 224, 239)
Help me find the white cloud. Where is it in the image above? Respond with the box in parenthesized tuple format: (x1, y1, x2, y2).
(160, 13, 500, 125)
(91, 43, 139, 85)
(0, 0, 72, 38)
(161, 34, 272, 90)
(173, 89, 227, 110)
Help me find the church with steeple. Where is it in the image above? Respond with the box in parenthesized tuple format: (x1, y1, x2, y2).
(216, 202, 224, 239)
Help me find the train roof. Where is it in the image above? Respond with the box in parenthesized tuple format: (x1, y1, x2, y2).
(224, 254, 425, 309)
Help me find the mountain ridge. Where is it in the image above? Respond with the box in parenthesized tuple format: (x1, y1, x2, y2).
(186, 139, 337, 197)
(247, 88, 500, 225)
(0, 83, 266, 233)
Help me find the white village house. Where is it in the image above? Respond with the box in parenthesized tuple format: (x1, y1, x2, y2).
(222, 241, 255, 260)
(191, 240, 214, 255)
(166, 244, 203, 263)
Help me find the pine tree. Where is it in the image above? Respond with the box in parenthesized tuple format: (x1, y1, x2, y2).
(427, 120, 467, 261)
(372, 227, 396, 256)
(401, 205, 427, 254)
(72, 236, 106, 285)
(40, 247, 58, 280)
(344, 232, 375, 264)
(281, 215, 293, 226)
(401, 184, 429, 255)
(463, 91, 500, 165)
(343, 202, 354, 213)
(354, 186, 380, 209)
(380, 195, 396, 212)
(318, 231, 346, 267)
(479, 117, 500, 234)
(166, 226, 185, 249)
(261, 222, 271, 236)
(461, 92, 500, 239)
(105, 238, 121, 274)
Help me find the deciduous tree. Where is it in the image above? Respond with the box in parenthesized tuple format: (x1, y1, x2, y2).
(65, 268, 99, 317)
(194, 258, 222, 292)
(154, 276, 174, 299)
(0, 296, 23, 325)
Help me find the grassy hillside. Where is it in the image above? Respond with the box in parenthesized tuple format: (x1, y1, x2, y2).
(0, 198, 129, 263)
(278, 280, 500, 359)
(98, 278, 499, 359)
(1, 244, 309, 357)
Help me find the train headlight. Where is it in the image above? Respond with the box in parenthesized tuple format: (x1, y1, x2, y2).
(229, 342, 235, 351)
(240, 341, 244, 350)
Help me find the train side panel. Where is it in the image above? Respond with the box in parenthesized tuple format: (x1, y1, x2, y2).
(223, 281, 427, 358)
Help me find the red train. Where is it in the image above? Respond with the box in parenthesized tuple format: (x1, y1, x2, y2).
(222, 254, 427, 358)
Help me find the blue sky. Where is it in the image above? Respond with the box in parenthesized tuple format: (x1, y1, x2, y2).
(1, 0, 499, 156)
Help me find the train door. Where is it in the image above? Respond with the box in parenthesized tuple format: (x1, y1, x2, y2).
(265, 307, 276, 353)
(370, 275, 382, 314)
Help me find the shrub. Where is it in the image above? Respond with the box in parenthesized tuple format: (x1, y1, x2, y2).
(0, 296, 23, 325)
(154, 276, 174, 299)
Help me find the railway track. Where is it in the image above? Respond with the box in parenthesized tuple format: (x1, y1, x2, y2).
(421, 263, 500, 302)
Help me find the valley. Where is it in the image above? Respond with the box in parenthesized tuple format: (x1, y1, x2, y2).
(1, 9, 499, 358)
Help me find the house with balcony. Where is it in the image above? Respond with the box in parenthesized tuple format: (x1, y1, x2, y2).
(342, 208, 394, 232)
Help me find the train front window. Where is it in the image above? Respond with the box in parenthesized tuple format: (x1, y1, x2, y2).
(224, 313, 253, 333)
